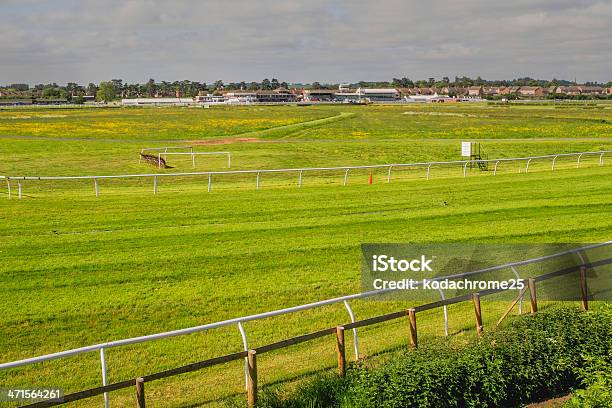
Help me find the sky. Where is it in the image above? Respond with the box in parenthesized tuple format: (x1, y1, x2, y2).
(1, 0, 611, 85)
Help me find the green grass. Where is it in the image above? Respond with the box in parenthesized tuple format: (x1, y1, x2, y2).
(0, 103, 610, 407)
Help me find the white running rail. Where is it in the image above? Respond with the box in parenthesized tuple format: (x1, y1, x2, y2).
(2, 150, 609, 199)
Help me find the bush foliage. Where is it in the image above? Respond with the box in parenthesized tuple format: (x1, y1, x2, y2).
(256, 305, 612, 408)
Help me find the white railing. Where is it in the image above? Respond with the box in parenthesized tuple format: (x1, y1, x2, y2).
(0, 241, 610, 408)
(1, 151, 609, 199)
(157, 151, 231, 169)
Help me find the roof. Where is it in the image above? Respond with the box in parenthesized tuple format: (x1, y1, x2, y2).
(357, 88, 399, 94)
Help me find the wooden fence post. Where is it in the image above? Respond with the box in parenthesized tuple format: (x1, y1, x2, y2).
(407, 309, 417, 349)
(335, 326, 346, 377)
(528, 278, 537, 314)
(473, 293, 483, 336)
(135, 377, 145, 408)
(579, 266, 588, 311)
(247, 350, 257, 407)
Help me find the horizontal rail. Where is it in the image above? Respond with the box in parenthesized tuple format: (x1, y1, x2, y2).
(4, 150, 610, 181)
(0, 241, 609, 370)
(158, 151, 230, 156)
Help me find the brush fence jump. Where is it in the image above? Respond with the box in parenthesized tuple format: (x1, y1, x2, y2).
(157, 151, 231, 168)
(2, 242, 610, 408)
(138, 146, 193, 163)
(2, 150, 609, 199)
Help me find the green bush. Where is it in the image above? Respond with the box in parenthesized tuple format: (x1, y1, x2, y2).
(255, 305, 612, 408)
(565, 353, 612, 407)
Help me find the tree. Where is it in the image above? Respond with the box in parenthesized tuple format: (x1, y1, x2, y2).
(261, 78, 271, 90)
(271, 78, 280, 89)
(96, 81, 116, 103)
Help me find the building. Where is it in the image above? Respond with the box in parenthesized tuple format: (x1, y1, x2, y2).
(517, 86, 547, 97)
(195, 94, 225, 103)
(302, 89, 336, 102)
(356, 88, 400, 102)
(467, 86, 483, 97)
(122, 98, 194, 106)
(254, 90, 297, 103)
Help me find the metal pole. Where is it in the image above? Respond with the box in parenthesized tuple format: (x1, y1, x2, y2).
(342, 300, 359, 360)
(577, 153, 583, 168)
(463, 162, 468, 178)
(100, 348, 109, 408)
(426, 164, 431, 180)
(237, 323, 249, 390)
(256, 172, 260, 190)
(435, 289, 449, 336)
(6, 178, 11, 200)
(94, 179, 99, 197)
(387, 166, 392, 183)
(510, 266, 523, 314)
(552, 156, 558, 173)
(600, 153, 604, 166)
(493, 161, 500, 176)
(299, 170, 303, 189)
(344, 169, 349, 186)
(153, 176, 157, 194)
(228, 152, 231, 168)
(526, 158, 532, 173)
(192, 153, 195, 169)
(158, 153, 162, 169)
(18, 180, 22, 200)
(208, 174, 212, 192)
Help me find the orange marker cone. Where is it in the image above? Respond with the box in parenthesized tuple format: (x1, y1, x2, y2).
(369, 172, 373, 185)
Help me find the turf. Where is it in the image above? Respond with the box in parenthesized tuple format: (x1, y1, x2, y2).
(0, 103, 610, 407)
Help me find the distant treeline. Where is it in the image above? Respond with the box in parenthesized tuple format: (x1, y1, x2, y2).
(1, 76, 611, 102)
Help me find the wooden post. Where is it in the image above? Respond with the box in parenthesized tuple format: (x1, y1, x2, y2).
(580, 266, 588, 311)
(473, 293, 483, 336)
(247, 350, 257, 407)
(135, 377, 145, 408)
(407, 308, 417, 349)
(335, 326, 346, 377)
(528, 278, 537, 314)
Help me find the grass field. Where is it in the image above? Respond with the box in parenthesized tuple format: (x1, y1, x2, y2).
(0, 103, 611, 407)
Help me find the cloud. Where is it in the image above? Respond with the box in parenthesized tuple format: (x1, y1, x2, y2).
(0, 0, 610, 84)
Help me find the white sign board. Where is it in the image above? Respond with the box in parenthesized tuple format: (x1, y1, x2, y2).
(461, 142, 471, 157)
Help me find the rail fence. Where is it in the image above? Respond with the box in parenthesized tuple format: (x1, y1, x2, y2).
(1, 150, 609, 199)
(1, 242, 610, 407)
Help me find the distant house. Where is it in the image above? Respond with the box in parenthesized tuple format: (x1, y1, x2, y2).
(517, 86, 546, 97)
(555, 86, 582, 96)
(578, 86, 605, 95)
(467, 86, 483, 97)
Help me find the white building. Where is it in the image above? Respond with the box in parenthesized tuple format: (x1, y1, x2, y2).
(122, 98, 194, 106)
(356, 88, 400, 102)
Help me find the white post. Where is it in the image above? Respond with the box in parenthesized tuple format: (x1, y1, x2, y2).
(192, 153, 196, 169)
(426, 164, 431, 180)
(577, 153, 583, 168)
(94, 179, 99, 197)
(228, 152, 231, 168)
(153, 176, 157, 194)
(158, 153, 162, 169)
(510, 266, 523, 315)
(237, 323, 249, 390)
(6, 178, 11, 200)
(493, 161, 500, 176)
(18, 180, 22, 200)
(552, 156, 558, 173)
(256, 172, 260, 190)
(100, 348, 109, 408)
(436, 289, 449, 337)
(387, 166, 392, 183)
(342, 300, 359, 360)
(344, 169, 349, 186)
(526, 158, 532, 173)
(463, 162, 468, 178)
(600, 153, 605, 166)
(208, 174, 212, 192)
(299, 170, 303, 189)
(139, 150, 143, 163)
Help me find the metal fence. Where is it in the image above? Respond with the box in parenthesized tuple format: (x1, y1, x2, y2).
(1, 242, 610, 408)
(2, 150, 609, 199)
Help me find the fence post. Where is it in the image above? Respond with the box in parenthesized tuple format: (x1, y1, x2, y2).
(407, 308, 417, 349)
(577, 153, 583, 168)
(344, 169, 349, 186)
(192, 153, 196, 169)
(526, 158, 532, 173)
(228, 152, 231, 168)
(579, 266, 588, 311)
(342, 300, 359, 360)
(387, 166, 392, 183)
(528, 278, 537, 314)
(158, 153, 162, 169)
(100, 348, 109, 408)
(18, 180, 22, 200)
(463, 162, 468, 178)
(135, 377, 145, 408)
(153, 176, 157, 194)
(600, 153, 604, 166)
(473, 293, 483, 336)
(552, 156, 558, 173)
(298, 170, 303, 189)
(208, 174, 212, 192)
(6, 177, 11, 200)
(94, 179, 99, 197)
(256, 172, 260, 190)
(335, 326, 346, 377)
(247, 350, 257, 407)
(493, 161, 500, 176)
